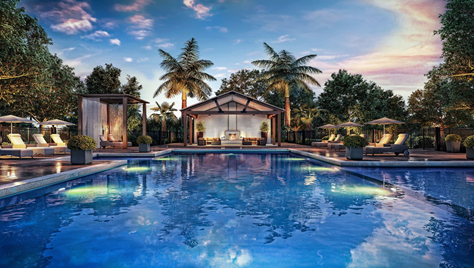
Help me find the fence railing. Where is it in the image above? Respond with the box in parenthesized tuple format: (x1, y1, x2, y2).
(283, 127, 474, 151)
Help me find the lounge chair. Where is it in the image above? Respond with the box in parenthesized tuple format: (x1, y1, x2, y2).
(33, 134, 70, 154)
(8, 134, 55, 156)
(368, 134, 392, 147)
(365, 134, 410, 156)
(99, 135, 122, 148)
(312, 134, 337, 148)
(108, 134, 132, 147)
(51, 134, 67, 146)
(0, 145, 34, 159)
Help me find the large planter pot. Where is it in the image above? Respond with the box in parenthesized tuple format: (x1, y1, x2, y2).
(71, 149, 93, 165)
(261, 132, 268, 140)
(197, 132, 203, 139)
(346, 147, 363, 160)
(466, 148, 474, 160)
(446, 141, 461, 153)
(139, 143, 151, 152)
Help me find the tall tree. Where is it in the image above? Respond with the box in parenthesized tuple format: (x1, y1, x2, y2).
(252, 43, 322, 126)
(85, 63, 121, 94)
(434, 0, 474, 77)
(153, 38, 216, 109)
(215, 69, 267, 99)
(150, 101, 177, 131)
(121, 75, 143, 133)
(0, 0, 52, 106)
(317, 69, 406, 125)
(293, 104, 326, 131)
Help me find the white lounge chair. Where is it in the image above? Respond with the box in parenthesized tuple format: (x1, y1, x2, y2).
(0, 145, 34, 158)
(365, 134, 410, 156)
(8, 134, 55, 156)
(312, 134, 336, 148)
(33, 134, 69, 154)
(99, 135, 121, 148)
(51, 134, 66, 146)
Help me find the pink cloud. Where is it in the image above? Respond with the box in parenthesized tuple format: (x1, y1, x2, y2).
(38, 0, 96, 34)
(183, 0, 212, 19)
(309, 0, 445, 99)
(128, 15, 154, 29)
(115, 0, 152, 12)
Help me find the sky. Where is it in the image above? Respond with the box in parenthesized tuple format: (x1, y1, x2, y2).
(21, 0, 446, 114)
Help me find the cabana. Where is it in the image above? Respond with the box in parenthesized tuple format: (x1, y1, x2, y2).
(181, 91, 284, 147)
(77, 94, 149, 149)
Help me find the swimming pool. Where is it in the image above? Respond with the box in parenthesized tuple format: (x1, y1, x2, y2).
(1, 153, 473, 267)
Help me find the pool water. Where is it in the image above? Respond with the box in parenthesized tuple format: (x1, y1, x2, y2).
(1, 154, 473, 267)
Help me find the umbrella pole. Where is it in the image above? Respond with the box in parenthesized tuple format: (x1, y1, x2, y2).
(10, 123, 12, 134)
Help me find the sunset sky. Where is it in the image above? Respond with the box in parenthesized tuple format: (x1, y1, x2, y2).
(21, 0, 446, 111)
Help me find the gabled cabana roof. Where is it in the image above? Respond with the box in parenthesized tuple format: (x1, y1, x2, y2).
(181, 91, 284, 114)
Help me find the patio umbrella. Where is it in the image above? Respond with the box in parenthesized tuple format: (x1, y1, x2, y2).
(39, 119, 75, 126)
(336, 122, 363, 135)
(0, 115, 34, 133)
(364, 117, 404, 134)
(318, 124, 337, 129)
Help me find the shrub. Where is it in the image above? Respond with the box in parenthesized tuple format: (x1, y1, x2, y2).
(196, 121, 206, 132)
(260, 121, 269, 132)
(412, 136, 434, 148)
(322, 135, 329, 140)
(343, 135, 368, 148)
(463, 135, 474, 148)
(137, 135, 153, 144)
(67, 135, 96, 150)
(445, 134, 462, 142)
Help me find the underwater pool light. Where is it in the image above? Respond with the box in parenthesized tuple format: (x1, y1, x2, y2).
(124, 167, 151, 172)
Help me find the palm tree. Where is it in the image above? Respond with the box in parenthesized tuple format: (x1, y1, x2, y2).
(293, 104, 327, 130)
(153, 38, 216, 109)
(252, 43, 322, 127)
(150, 101, 178, 131)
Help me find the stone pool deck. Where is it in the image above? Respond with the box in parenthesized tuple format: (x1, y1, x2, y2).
(1, 144, 473, 198)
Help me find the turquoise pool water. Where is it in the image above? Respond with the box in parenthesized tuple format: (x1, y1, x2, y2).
(1, 153, 473, 267)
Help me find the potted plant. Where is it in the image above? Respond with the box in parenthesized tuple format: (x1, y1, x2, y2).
(196, 121, 205, 139)
(260, 121, 269, 140)
(67, 135, 96, 165)
(463, 135, 474, 159)
(445, 134, 462, 153)
(137, 135, 153, 152)
(343, 135, 368, 160)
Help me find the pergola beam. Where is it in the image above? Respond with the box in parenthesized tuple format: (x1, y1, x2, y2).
(242, 99, 251, 113)
(190, 111, 278, 115)
(214, 99, 223, 113)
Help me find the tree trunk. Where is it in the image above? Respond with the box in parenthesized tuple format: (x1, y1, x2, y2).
(284, 96, 290, 127)
(162, 118, 166, 132)
(182, 91, 187, 109)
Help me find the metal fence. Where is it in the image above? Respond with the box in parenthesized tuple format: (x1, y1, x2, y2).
(284, 127, 474, 151)
(146, 131, 183, 145)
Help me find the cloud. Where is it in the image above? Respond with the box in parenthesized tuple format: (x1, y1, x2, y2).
(157, 43, 174, 49)
(137, 58, 149, 62)
(213, 67, 227, 70)
(38, 0, 96, 34)
(183, 0, 212, 19)
(103, 20, 119, 29)
(129, 30, 151, 40)
(154, 38, 169, 43)
(128, 15, 154, 29)
(234, 39, 243, 44)
(142, 45, 153, 50)
(308, 0, 445, 98)
(235, 60, 251, 66)
(215, 73, 227, 78)
(110, 38, 121, 46)
(81, 30, 110, 40)
(115, 0, 152, 12)
(273, 35, 296, 43)
(64, 54, 93, 67)
(124, 57, 133, 62)
(206, 26, 228, 33)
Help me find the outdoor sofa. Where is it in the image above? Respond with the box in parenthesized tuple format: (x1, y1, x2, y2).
(242, 138, 266, 146)
(312, 134, 341, 148)
(365, 134, 410, 156)
(8, 134, 55, 156)
(0, 145, 34, 158)
(99, 134, 132, 148)
(198, 138, 221, 146)
(33, 134, 69, 154)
